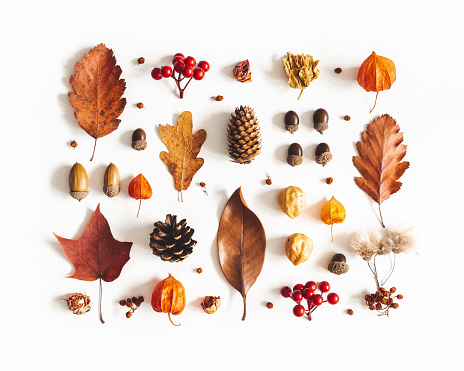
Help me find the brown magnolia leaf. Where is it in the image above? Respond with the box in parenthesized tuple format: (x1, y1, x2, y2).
(353, 114, 409, 228)
(217, 187, 266, 320)
(54, 204, 133, 323)
(159, 111, 206, 202)
(128, 174, 153, 218)
(68, 44, 126, 161)
(357, 51, 396, 113)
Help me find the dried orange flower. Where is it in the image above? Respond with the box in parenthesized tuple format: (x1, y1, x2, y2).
(321, 196, 346, 242)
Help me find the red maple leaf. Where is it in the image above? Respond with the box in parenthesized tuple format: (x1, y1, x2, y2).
(54, 204, 133, 323)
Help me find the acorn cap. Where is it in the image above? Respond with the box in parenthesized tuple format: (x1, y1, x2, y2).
(287, 155, 303, 167)
(328, 254, 349, 275)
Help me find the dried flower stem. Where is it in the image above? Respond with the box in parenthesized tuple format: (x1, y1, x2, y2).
(370, 92, 379, 114)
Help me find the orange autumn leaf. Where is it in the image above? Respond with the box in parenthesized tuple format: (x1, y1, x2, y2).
(68, 44, 126, 161)
(128, 174, 152, 218)
(352, 114, 409, 228)
(357, 51, 396, 113)
(321, 196, 346, 242)
(158, 111, 206, 202)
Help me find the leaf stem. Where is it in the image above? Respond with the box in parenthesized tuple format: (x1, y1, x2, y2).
(370, 91, 379, 114)
(99, 278, 105, 324)
(298, 89, 304, 100)
(90, 138, 97, 161)
(379, 204, 386, 228)
(241, 296, 247, 321)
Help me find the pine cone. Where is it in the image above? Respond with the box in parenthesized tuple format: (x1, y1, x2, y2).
(227, 105, 261, 164)
(149, 214, 196, 262)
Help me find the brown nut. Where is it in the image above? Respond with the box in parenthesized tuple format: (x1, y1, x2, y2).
(201, 296, 221, 314)
(284, 110, 299, 134)
(131, 128, 147, 150)
(328, 253, 349, 275)
(285, 233, 314, 265)
(315, 143, 332, 166)
(313, 108, 329, 134)
(69, 162, 89, 201)
(103, 163, 120, 198)
(287, 143, 303, 167)
(278, 186, 306, 219)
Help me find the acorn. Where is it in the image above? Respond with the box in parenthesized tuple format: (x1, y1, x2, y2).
(328, 253, 349, 275)
(313, 108, 329, 134)
(287, 143, 303, 167)
(131, 128, 147, 151)
(69, 162, 89, 201)
(103, 163, 120, 197)
(284, 110, 299, 134)
(315, 142, 332, 166)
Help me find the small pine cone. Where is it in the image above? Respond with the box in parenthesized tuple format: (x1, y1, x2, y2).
(149, 214, 197, 262)
(227, 105, 262, 164)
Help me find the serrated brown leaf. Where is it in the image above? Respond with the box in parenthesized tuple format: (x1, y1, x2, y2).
(217, 187, 266, 320)
(68, 44, 126, 161)
(159, 111, 206, 202)
(54, 204, 133, 323)
(353, 114, 409, 227)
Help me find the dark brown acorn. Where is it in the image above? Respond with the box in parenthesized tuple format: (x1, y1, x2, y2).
(313, 108, 329, 134)
(131, 128, 147, 151)
(284, 111, 299, 134)
(328, 253, 349, 275)
(287, 143, 303, 167)
(315, 143, 332, 166)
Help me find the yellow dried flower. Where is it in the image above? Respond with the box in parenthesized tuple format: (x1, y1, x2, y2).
(283, 52, 320, 100)
(321, 196, 346, 242)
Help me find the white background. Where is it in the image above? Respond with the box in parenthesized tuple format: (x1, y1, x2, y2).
(1, 1, 463, 370)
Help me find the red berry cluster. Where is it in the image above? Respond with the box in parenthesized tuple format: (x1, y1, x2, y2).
(119, 296, 144, 318)
(365, 287, 403, 316)
(151, 53, 210, 99)
(281, 281, 339, 321)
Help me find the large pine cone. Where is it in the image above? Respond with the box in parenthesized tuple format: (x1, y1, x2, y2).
(227, 105, 261, 164)
(149, 214, 196, 262)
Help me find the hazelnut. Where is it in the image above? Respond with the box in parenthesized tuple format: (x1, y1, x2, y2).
(287, 143, 303, 167)
(131, 128, 147, 151)
(284, 110, 299, 134)
(69, 162, 89, 201)
(315, 143, 332, 166)
(278, 186, 306, 219)
(285, 233, 314, 265)
(103, 163, 120, 198)
(313, 108, 329, 134)
(201, 296, 221, 314)
(328, 253, 349, 275)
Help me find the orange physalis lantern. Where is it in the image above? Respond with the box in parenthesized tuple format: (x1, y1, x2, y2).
(128, 174, 152, 218)
(321, 196, 346, 242)
(357, 51, 396, 113)
(151, 274, 186, 326)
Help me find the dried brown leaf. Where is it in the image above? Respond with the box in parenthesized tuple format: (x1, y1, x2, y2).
(217, 187, 266, 320)
(159, 111, 206, 201)
(353, 114, 409, 227)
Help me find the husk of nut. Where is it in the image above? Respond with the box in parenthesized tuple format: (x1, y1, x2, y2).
(278, 186, 306, 219)
(285, 233, 314, 265)
(287, 155, 303, 167)
(316, 151, 332, 166)
(201, 296, 221, 314)
(131, 139, 147, 151)
(103, 184, 120, 198)
(69, 191, 89, 201)
(328, 261, 349, 275)
(314, 122, 329, 134)
(67, 293, 91, 315)
(285, 124, 299, 134)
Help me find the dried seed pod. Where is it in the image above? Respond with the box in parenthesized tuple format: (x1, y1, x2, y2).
(69, 162, 89, 201)
(315, 143, 332, 166)
(284, 110, 299, 134)
(201, 296, 221, 314)
(287, 143, 303, 166)
(313, 108, 329, 134)
(285, 232, 314, 265)
(103, 163, 120, 197)
(131, 128, 147, 151)
(278, 186, 306, 219)
(328, 253, 349, 275)
(67, 293, 91, 315)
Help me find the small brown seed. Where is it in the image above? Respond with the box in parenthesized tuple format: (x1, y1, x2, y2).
(137, 102, 144, 109)
(334, 67, 342, 74)
(344, 115, 351, 121)
(197, 268, 203, 274)
(347, 309, 354, 315)
(266, 302, 274, 309)
(138, 57, 145, 64)
(70, 140, 78, 148)
(326, 177, 333, 185)
(212, 95, 224, 101)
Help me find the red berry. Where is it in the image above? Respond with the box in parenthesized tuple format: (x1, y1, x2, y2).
(193, 67, 205, 80)
(151, 67, 162, 80)
(293, 304, 305, 317)
(319, 281, 330, 293)
(184, 56, 196, 67)
(293, 283, 304, 292)
(302, 288, 313, 300)
(173, 61, 185, 73)
(311, 294, 323, 306)
(291, 290, 303, 303)
(304, 281, 317, 292)
(280, 286, 292, 298)
(327, 293, 339, 305)
(198, 60, 210, 72)
(174, 53, 185, 59)
(172, 54, 185, 65)
(161, 65, 172, 78)
(182, 65, 194, 78)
